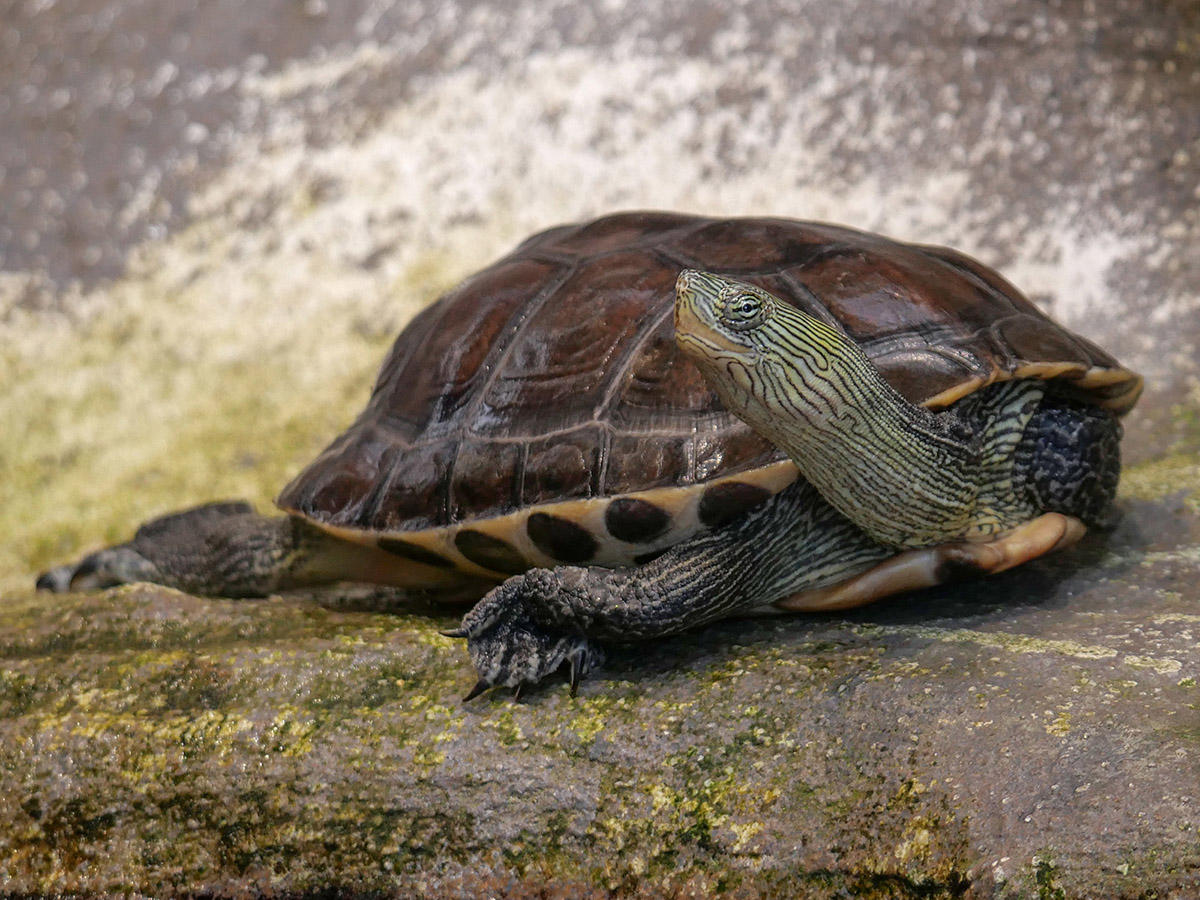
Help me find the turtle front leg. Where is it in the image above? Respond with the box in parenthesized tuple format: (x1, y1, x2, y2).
(450, 569, 610, 699)
(449, 481, 893, 698)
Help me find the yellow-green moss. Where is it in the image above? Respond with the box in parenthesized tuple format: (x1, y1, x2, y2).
(1121, 452, 1200, 511)
(1, 176, 1197, 900)
(0, 205, 472, 595)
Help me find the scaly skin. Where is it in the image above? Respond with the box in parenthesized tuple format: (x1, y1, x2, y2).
(449, 273, 1122, 697)
(35, 502, 311, 597)
(675, 270, 1042, 548)
(35, 270, 1124, 701)
(454, 480, 889, 696)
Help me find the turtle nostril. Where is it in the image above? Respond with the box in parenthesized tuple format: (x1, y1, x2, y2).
(675, 269, 701, 296)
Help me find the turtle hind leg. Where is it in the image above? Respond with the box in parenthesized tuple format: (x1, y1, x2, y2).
(36, 501, 308, 597)
(37, 501, 489, 598)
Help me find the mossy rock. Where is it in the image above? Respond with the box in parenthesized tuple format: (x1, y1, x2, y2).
(5, 1, 1200, 896)
(3, 459, 1200, 897)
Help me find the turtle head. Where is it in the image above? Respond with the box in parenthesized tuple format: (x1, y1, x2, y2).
(674, 269, 776, 364)
(675, 268, 997, 549)
(674, 269, 849, 431)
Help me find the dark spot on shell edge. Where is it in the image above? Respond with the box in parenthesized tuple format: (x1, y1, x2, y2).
(698, 481, 772, 528)
(526, 512, 598, 563)
(935, 547, 992, 582)
(454, 529, 527, 575)
(605, 497, 672, 543)
(377, 536, 455, 569)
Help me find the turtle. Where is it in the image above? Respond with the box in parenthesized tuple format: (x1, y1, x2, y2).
(37, 211, 1141, 698)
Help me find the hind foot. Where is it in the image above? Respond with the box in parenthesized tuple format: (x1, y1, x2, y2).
(36, 544, 162, 593)
(35, 501, 292, 598)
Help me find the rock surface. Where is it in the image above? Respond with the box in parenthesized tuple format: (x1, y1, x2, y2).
(2, 0, 1199, 896)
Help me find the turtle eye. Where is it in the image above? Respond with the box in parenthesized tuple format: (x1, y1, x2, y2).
(722, 293, 766, 330)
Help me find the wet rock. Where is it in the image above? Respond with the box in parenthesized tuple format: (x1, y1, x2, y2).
(2, 0, 1199, 897)
(3, 466, 1200, 898)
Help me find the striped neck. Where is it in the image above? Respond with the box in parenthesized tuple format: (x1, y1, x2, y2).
(675, 272, 1041, 549)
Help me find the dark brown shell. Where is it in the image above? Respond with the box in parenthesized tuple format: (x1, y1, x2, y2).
(278, 212, 1141, 534)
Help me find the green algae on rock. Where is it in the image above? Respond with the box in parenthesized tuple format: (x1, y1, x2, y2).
(6, 0, 1200, 895)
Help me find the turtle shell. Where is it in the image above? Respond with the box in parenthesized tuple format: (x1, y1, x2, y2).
(277, 212, 1141, 576)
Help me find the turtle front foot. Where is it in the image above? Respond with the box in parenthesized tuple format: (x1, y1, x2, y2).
(446, 569, 606, 701)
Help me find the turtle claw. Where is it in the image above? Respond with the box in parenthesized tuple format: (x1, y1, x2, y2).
(568, 649, 585, 698)
(459, 677, 531, 704)
(440, 627, 470, 639)
(462, 679, 492, 702)
(455, 570, 607, 701)
(35, 545, 160, 593)
(35, 565, 75, 593)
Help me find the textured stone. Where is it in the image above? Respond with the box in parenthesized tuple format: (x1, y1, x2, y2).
(2, 0, 1199, 897)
